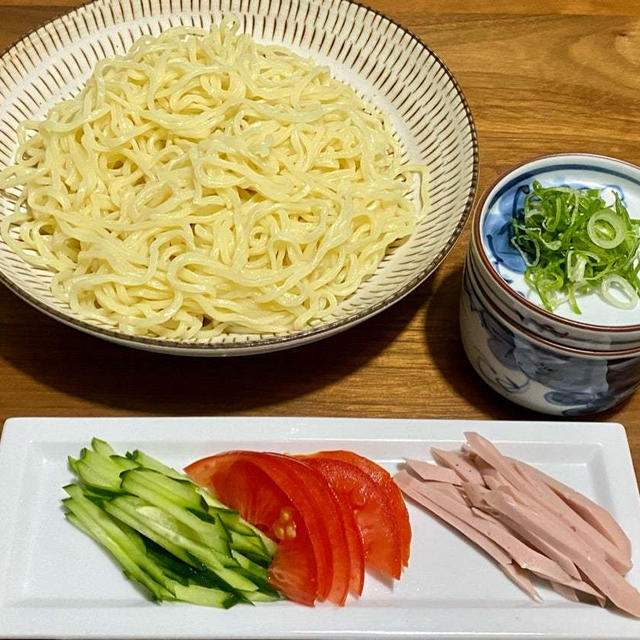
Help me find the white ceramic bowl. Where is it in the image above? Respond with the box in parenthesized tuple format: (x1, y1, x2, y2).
(0, 0, 477, 356)
(471, 154, 640, 352)
(462, 153, 640, 415)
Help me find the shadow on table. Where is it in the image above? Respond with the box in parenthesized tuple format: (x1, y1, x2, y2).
(0, 277, 432, 414)
(422, 266, 543, 420)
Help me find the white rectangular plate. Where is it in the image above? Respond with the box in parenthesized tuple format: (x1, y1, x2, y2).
(0, 417, 639, 639)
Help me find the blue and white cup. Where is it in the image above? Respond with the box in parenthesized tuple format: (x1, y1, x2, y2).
(462, 153, 640, 415)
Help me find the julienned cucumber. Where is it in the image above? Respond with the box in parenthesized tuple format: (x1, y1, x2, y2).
(62, 438, 281, 608)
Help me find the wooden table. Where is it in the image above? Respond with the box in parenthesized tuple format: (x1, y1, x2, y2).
(1, 0, 639, 477)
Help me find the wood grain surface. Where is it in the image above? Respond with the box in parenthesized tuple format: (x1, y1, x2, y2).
(0, 0, 639, 479)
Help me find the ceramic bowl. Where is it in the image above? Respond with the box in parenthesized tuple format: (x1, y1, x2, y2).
(0, 0, 477, 356)
(462, 153, 640, 414)
(461, 254, 640, 416)
(470, 153, 640, 353)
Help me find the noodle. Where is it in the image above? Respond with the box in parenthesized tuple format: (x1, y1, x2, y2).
(0, 20, 428, 339)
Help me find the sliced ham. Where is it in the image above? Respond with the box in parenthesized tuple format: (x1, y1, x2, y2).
(464, 484, 583, 581)
(424, 481, 468, 503)
(405, 459, 461, 485)
(396, 432, 637, 617)
(462, 483, 492, 511)
(513, 459, 632, 563)
(513, 462, 631, 575)
(409, 480, 605, 600)
(394, 471, 511, 566)
(469, 506, 605, 603)
(430, 448, 485, 485)
(484, 490, 640, 617)
(551, 581, 579, 603)
(463, 432, 525, 488)
(500, 563, 542, 602)
(466, 433, 631, 575)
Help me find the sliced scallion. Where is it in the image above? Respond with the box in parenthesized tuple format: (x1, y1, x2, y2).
(511, 181, 640, 313)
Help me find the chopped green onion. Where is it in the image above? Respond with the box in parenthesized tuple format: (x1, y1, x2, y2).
(587, 210, 625, 249)
(601, 274, 639, 310)
(511, 181, 640, 313)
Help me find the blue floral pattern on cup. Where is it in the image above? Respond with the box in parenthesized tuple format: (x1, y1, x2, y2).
(460, 263, 640, 415)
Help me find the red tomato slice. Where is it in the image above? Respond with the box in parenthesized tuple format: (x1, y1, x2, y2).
(202, 458, 317, 605)
(311, 450, 411, 569)
(294, 456, 365, 596)
(269, 454, 350, 605)
(299, 455, 402, 580)
(185, 451, 351, 605)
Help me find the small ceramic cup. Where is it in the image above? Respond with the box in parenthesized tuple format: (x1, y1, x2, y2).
(462, 153, 640, 415)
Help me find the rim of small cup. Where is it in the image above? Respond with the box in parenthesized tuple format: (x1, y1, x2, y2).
(472, 153, 640, 334)
(464, 256, 640, 359)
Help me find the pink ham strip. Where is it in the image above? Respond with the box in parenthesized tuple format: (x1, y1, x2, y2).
(463, 483, 583, 581)
(410, 480, 605, 601)
(513, 461, 631, 575)
(394, 471, 511, 567)
(394, 472, 553, 602)
(465, 432, 631, 575)
(405, 459, 461, 485)
(499, 515, 583, 582)
(462, 483, 492, 511)
(471, 502, 604, 602)
(396, 471, 605, 605)
(473, 458, 508, 488)
(465, 486, 599, 593)
(411, 481, 572, 582)
(424, 481, 468, 503)
(551, 582, 579, 603)
(500, 563, 542, 602)
(430, 448, 485, 485)
(513, 459, 632, 563)
(484, 490, 640, 617)
(484, 505, 604, 604)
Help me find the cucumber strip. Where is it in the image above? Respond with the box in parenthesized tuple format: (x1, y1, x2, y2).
(143, 541, 254, 601)
(91, 438, 116, 457)
(63, 489, 179, 589)
(81, 448, 124, 476)
(171, 583, 238, 608)
(65, 510, 96, 541)
(121, 472, 230, 554)
(231, 550, 269, 581)
(73, 449, 126, 491)
(228, 530, 272, 565)
(106, 497, 259, 592)
(110, 455, 139, 472)
(142, 540, 197, 586)
(210, 503, 278, 557)
(73, 460, 119, 491)
(64, 440, 282, 608)
(240, 590, 282, 603)
(68, 456, 80, 474)
(126, 450, 187, 481)
(81, 485, 123, 501)
(120, 469, 204, 512)
(63, 498, 173, 602)
(102, 499, 198, 567)
(195, 486, 227, 510)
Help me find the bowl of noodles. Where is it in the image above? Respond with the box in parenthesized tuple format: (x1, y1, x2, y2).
(0, 0, 477, 355)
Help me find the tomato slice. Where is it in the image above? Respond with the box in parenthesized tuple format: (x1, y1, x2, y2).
(294, 456, 365, 596)
(310, 450, 411, 569)
(270, 454, 350, 605)
(185, 451, 351, 605)
(202, 458, 317, 605)
(299, 455, 401, 579)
